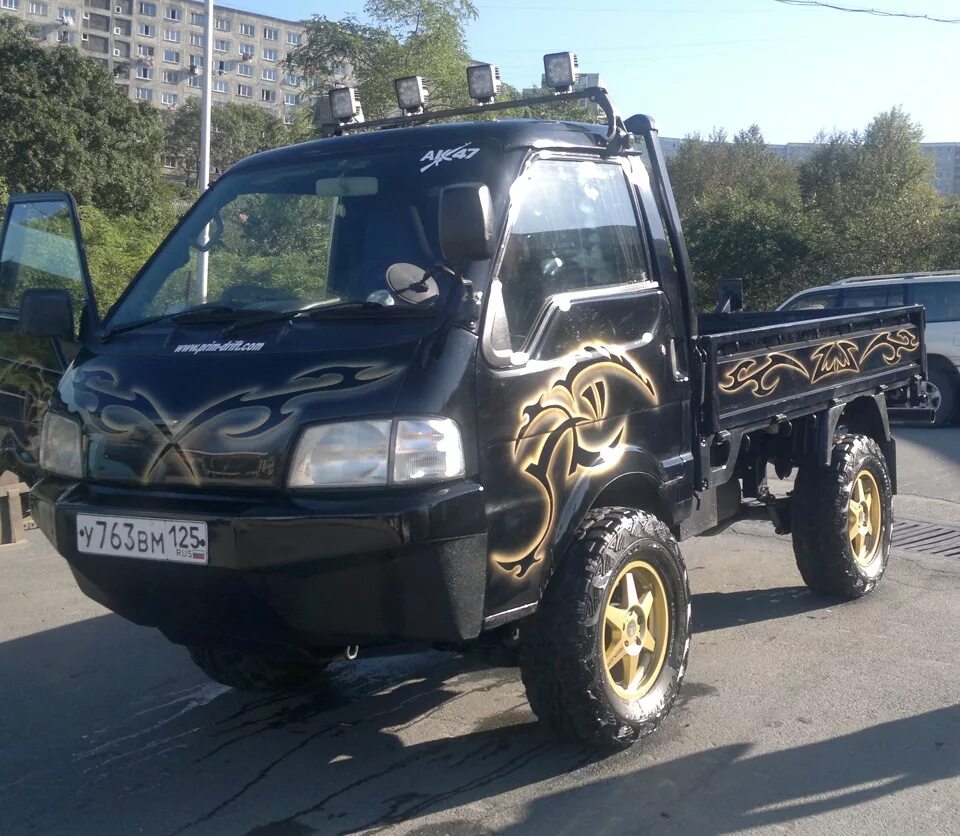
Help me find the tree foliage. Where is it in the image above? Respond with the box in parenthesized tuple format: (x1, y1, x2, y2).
(162, 98, 290, 188)
(289, 0, 477, 120)
(0, 17, 164, 216)
(670, 108, 957, 311)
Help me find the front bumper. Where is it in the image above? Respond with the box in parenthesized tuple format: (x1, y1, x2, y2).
(32, 478, 488, 652)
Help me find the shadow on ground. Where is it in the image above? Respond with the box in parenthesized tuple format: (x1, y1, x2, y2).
(1, 605, 957, 835)
(693, 586, 835, 633)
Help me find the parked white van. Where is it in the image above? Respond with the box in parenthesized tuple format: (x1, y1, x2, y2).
(779, 272, 960, 426)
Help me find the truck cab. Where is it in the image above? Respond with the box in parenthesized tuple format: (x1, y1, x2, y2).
(5, 60, 925, 749)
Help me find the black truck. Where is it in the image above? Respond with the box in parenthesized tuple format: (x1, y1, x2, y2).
(3, 60, 926, 749)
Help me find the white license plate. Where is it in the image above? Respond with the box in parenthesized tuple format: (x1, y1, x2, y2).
(76, 514, 209, 565)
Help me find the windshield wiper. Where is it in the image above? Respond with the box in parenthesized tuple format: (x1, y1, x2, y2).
(103, 306, 272, 340)
(221, 300, 433, 336)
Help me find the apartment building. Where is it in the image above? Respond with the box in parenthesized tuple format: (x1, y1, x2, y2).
(2, 0, 318, 125)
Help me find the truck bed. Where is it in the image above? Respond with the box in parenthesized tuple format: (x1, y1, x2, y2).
(696, 306, 925, 432)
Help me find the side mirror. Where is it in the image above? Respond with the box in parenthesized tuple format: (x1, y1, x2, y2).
(19, 289, 74, 340)
(439, 183, 494, 265)
(715, 278, 744, 314)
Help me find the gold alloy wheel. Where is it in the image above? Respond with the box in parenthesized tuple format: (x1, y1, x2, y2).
(603, 559, 670, 700)
(848, 468, 883, 566)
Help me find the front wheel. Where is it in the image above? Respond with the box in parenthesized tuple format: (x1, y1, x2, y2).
(926, 368, 958, 427)
(187, 646, 329, 692)
(792, 434, 893, 599)
(520, 507, 691, 750)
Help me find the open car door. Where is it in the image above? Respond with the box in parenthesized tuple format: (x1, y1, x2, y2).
(0, 192, 95, 482)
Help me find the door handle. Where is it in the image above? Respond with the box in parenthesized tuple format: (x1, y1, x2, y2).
(669, 339, 689, 383)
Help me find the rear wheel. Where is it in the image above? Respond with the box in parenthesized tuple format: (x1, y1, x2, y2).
(792, 434, 892, 599)
(519, 507, 691, 750)
(926, 367, 958, 427)
(188, 646, 329, 692)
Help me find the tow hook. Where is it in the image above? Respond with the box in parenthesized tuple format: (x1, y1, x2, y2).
(344, 645, 360, 661)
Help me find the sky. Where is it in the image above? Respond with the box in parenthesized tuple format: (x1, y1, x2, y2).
(227, 0, 960, 143)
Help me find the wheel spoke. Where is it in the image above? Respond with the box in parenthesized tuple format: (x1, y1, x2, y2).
(855, 477, 865, 506)
(605, 641, 627, 672)
(848, 512, 861, 539)
(624, 572, 641, 610)
(622, 648, 640, 688)
(640, 629, 657, 653)
(605, 603, 628, 631)
(638, 589, 655, 620)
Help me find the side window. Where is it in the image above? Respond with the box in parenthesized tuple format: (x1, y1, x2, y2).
(783, 289, 839, 311)
(498, 160, 649, 350)
(910, 283, 960, 323)
(841, 286, 896, 309)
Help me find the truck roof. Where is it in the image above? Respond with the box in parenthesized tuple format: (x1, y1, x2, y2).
(230, 118, 612, 173)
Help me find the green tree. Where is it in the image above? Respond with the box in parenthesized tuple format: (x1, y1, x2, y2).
(163, 98, 290, 188)
(0, 17, 164, 216)
(668, 126, 799, 218)
(797, 108, 942, 278)
(289, 0, 477, 121)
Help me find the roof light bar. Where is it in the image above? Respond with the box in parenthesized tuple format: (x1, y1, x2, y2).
(466, 63, 500, 105)
(543, 51, 578, 93)
(394, 76, 427, 114)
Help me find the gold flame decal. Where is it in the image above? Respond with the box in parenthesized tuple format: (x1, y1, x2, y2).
(493, 345, 657, 578)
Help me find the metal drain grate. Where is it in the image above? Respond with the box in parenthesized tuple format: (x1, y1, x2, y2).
(893, 520, 960, 559)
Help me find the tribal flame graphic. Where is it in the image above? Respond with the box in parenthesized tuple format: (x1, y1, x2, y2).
(493, 345, 657, 578)
(719, 352, 809, 398)
(809, 340, 860, 384)
(70, 361, 402, 485)
(860, 328, 920, 364)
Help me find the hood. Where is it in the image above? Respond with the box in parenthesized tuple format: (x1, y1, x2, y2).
(59, 337, 422, 490)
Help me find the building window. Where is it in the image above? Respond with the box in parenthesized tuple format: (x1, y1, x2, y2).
(238, 22, 253, 36)
(237, 83, 252, 98)
(161, 154, 177, 168)
(138, 22, 155, 36)
(137, 43, 153, 57)
(162, 48, 179, 62)
(163, 29, 180, 42)
(283, 113, 294, 125)
(160, 91, 178, 106)
(164, 7, 180, 21)
(261, 68, 277, 81)
(261, 89, 275, 102)
(263, 26, 278, 40)
(214, 17, 229, 31)
(1, 0, 19, 10)
(189, 53, 202, 67)
(283, 73, 300, 86)
(236, 63, 252, 77)
(135, 65, 153, 79)
(136, 87, 152, 100)
(58, 6, 75, 21)
(262, 47, 277, 62)
(283, 92, 297, 106)
(214, 78, 228, 93)
(28, 1, 48, 14)
(238, 42, 254, 57)
(138, 1, 154, 14)
(189, 10, 202, 24)
(189, 32, 202, 46)
(214, 38, 229, 52)
(187, 75, 200, 87)
(161, 68, 177, 82)
(286, 32, 300, 45)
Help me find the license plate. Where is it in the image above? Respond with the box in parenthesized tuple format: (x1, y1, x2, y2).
(76, 514, 208, 565)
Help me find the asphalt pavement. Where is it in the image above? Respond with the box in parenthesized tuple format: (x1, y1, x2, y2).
(1, 428, 958, 835)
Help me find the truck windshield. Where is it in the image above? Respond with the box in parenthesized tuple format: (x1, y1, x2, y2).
(108, 143, 505, 329)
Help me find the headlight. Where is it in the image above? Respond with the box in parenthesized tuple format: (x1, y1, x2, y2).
(287, 417, 465, 488)
(40, 412, 83, 478)
(288, 420, 391, 488)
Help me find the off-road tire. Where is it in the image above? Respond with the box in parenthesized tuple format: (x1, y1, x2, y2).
(928, 367, 958, 428)
(792, 434, 892, 599)
(519, 507, 691, 750)
(187, 646, 329, 692)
